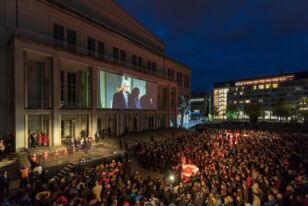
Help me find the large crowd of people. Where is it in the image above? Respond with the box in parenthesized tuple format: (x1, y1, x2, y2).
(0, 129, 307, 206)
(133, 129, 307, 206)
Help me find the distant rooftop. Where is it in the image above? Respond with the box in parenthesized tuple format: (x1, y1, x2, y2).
(214, 71, 308, 88)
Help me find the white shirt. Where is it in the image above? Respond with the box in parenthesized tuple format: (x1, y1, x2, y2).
(122, 91, 128, 107)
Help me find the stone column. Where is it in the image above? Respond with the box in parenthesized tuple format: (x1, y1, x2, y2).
(51, 56, 61, 146)
(91, 66, 97, 138)
(14, 47, 25, 151)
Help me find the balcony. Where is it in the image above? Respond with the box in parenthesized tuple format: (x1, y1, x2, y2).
(14, 28, 169, 80)
(60, 101, 90, 110)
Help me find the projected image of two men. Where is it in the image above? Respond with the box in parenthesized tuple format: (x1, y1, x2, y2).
(98, 71, 157, 109)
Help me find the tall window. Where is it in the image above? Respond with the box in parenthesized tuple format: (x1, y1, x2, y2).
(113, 47, 119, 60)
(147, 61, 152, 71)
(60, 71, 64, 103)
(147, 61, 156, 72)
(138, 57, 143, 68)
(120, 50, 126, 62)
(177, 72, 183, 86)
(60, 70, 90, 109)
(67, 28, 76, 51)
(67, 72, 77, 107)
(53, 24, 64, 46)
(184, 75, 190, 88)
(152, 62, 156, 72)
(170, 87, 176, 108)
(88, 37, 96, 56)
(168, 69, 174, 80)
(132, 55, 137, 66)
(97, 41, 105, 58)
(27, 60, 51, 109)
(67, 29, 76, 45)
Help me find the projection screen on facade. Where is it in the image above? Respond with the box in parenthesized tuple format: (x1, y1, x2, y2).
(98, 71, 157, 109)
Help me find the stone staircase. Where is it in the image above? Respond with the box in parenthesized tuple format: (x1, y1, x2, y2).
(0, 154, 21, 180)
(0, 145, 67, 180)
(100, 136, 120, 148)
(53, 163, 75, 181)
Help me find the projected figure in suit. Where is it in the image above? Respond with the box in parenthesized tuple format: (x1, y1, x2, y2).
(128, 87, 141, 109)
(112, 80, 130, 109)
(140, 83, 155, 109)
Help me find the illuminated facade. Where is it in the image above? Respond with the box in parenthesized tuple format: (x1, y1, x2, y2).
(190, 93, 211, 126)
(213, 88, 229, 119)
(213, 72, 308, 120)
(0, 0, 191, 151)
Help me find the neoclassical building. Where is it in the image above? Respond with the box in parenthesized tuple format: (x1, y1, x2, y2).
(0, 0, 191, 151)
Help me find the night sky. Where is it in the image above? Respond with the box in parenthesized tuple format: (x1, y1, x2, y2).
(117, 0, 308, 92)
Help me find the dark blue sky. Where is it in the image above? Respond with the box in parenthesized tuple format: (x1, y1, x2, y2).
(117, 0, 308, 92)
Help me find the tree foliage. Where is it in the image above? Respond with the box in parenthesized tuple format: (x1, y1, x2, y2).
(243, 102, 262, 123)
(272, 99, 293, 121)
(226, 103, 238, 120)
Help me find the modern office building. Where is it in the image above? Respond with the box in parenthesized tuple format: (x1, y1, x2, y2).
(213, 71, 308, 120)
(0, 0, 191, 151)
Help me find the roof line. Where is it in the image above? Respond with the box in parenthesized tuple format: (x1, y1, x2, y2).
(166, 55, 192, 70)
(112, 0, 166, 46)
(41, 0, 165, 54)
(214, 70, 308, 86)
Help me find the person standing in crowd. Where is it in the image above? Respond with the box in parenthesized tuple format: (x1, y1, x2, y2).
(38, 132, 42, 147)
(43, 132, 48, 146)
(95, 130, 100, 144)
(20, 165, 29, 188)
(92, 181, 102, 202)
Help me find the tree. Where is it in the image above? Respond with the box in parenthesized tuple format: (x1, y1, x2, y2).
(243, 102, 262, 123)
(297, 97, 308, 124)
(226, 103, 238, 120)
(272, 99, 293, 122)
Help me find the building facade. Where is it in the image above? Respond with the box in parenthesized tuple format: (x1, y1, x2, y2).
(0, 0, 191, 151)
(213, 72, 308, 121)
(190, 93, 211, 126)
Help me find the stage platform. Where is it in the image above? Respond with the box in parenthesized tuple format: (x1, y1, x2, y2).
(0, 137, 123, 180)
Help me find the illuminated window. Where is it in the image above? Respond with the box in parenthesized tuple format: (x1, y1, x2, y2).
(239, 100, 244, 104)
(234, 101, 237, 104)
(245, 99, 251, 103)
(258, 99, 263, 103)
(239, 91, 244, 95)
(259, 84, 264, 89)
(235, 87, 238, 91)
(272, 83, 278, 88)
(253, 85, 257, 90)
(265, 84, 271, 89)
